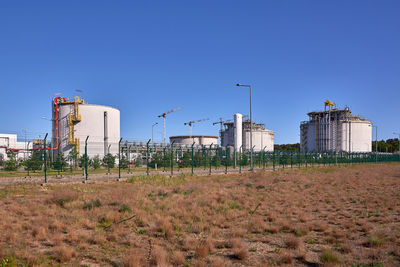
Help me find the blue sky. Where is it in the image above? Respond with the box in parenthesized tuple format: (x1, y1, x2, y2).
(1, 0, 399, 143)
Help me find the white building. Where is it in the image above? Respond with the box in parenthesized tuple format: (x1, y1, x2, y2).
(0, 133, 33, 161)
(220, 113, 274, 152)
(300, 103, 372, 153)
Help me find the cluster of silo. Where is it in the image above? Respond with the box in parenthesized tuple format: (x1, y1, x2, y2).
(300, 102, 372, 153)
(220, 113, 274, 152)
(52, 96, 120, 158)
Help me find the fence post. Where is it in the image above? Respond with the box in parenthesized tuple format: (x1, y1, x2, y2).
(128, 145, 131, 174)
(84, 136, 89, 181)
(225, 147, 228, 174)
(106, 144, 111, 175)
(57, 152, 61, 177)
(262, 147, 266, 170)
(27, 157, 30, 177)
(170, 141, 175, 177)
(209, 144, 213, 175)
(118, 138, 122, 180)
(163, 147, 166, 172)
(305, 152, 307, 168)
(191, 142, 195, 175)
(146, 139, 150, 176)
(273, 150, 275, 171)
(239, 145, 243, 173)
(43, 133, 48, 184)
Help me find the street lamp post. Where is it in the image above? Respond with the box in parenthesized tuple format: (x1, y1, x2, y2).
(152, 122, 158, 146)
(236, 83, 253, 171)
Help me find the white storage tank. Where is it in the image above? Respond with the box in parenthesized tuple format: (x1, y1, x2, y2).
(169, 135, 218, 146)
(52, 96, 120, 158)
(220, 113, 274, 152)
(300, 101, 372, 153)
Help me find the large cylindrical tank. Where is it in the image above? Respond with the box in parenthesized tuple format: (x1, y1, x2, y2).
(169, 135, 218, 146)
(54, 98, 120, 158)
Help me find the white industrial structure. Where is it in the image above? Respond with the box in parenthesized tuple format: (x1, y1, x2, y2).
(169, 135, 218, 146)
(0, 133, 33, 160)
(221, 113, 274, 152)
(300, 100, 372, 152)
(53, 96, 120, 158)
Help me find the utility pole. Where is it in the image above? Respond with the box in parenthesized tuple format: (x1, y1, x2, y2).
(236, 83, 253, 171)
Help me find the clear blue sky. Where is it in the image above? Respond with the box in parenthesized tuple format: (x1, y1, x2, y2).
(1, 1, 399, 143)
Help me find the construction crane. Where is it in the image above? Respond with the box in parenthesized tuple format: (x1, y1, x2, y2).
(158, 106, 182, 144)
(184, 118, 209, 137)
(324, 100, 336, 111)
(213, 118, 232, 133)
(212, 115, 248, 133)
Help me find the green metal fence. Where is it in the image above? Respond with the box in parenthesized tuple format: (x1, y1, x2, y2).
(1, 135, 399, 184)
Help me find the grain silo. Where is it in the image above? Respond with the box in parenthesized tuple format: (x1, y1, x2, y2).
(300, 100, 372, 152)
(51, 96, 120, 158)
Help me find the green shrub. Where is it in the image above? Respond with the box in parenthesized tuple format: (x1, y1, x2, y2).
(118, 204, 132, 213)
(320, 249, 339, 264)
(366, 234, 385, 247)
(83, 199, 101, 210)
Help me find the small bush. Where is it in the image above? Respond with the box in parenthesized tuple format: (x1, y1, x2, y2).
(99, 217, 113, 228)
(119, 204, 132, 213)
(320, 249, 339, 264)
(50, 190, 78, 208)
(195, 241, 209, 259)
(172, 251, 185, 265)
(83, 199, 101, 210)
(366, 234, 385, 247)
(233, 247, 248, 260)
(285, 236, 299, 249)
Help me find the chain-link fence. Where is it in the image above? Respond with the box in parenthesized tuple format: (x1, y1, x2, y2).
(1, 136, 399, 185)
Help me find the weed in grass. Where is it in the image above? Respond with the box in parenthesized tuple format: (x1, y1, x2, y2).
(83, 199, 101, 210)
(366, 233, 385, 247)
(284, 236, 299, 249)
(49, 190, 78, 208)
(118, 204, 132, 213)
(278, 252, 293, 264)
(98, 217, 113, 228)
(320, 249, 339, 264)
(172, 251, 185, 265)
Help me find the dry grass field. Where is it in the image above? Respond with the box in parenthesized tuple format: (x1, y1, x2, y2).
(0, 163, 399, 266)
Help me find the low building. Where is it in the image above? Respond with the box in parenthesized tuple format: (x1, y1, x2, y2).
(0, 133, 33, 161)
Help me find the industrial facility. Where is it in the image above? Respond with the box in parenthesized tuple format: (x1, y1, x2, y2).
(52, 96, 120, 158)
(300, 100, 372, 152)
(0, 134, 33, 160)
(220, 113, 274, 152)
(169, 135, 218, 146)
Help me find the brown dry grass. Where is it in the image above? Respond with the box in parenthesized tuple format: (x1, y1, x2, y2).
(0, 163, 399, 266)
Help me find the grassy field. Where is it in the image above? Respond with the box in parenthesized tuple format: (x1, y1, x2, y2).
(0, 163, 399, 266)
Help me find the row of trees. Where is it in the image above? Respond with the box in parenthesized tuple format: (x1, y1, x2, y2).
(0, 151, 142, 172)
(372, 139, 399, 153)
(147, 151, 250, 169)
(275, 139, 400, 153)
